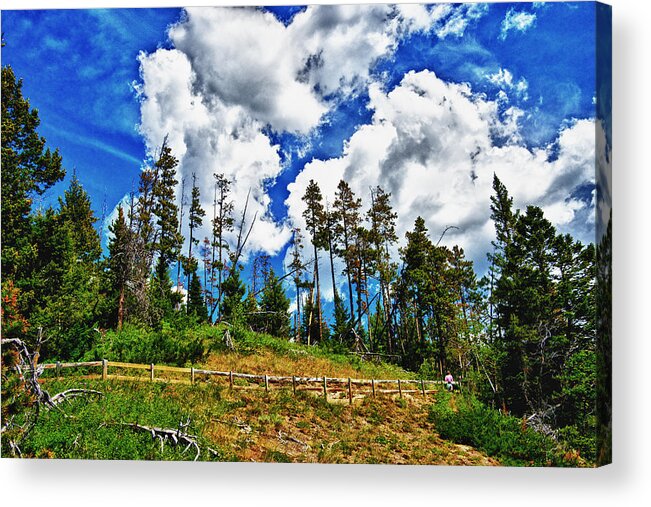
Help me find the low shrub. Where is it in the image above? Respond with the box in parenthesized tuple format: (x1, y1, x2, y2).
(85, 322, 206, 366)
(428, 393, 576, 467)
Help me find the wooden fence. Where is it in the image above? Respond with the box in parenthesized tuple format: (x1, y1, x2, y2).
(39, 360, 456, 404)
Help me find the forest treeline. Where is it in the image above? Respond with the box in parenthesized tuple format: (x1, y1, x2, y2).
(1, 63, 610, 463)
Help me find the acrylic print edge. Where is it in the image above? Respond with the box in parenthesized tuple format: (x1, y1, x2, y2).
(595, 0, 612, 467)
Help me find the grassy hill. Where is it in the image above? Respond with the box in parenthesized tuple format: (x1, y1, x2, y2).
(17, 327, 578, 465)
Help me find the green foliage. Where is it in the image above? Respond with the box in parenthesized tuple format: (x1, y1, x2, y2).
(19, 379, 232, 461)
(428, 393, 579, 467)
(152, 144, 182, 280)
(104, 205, 132, 329)
(596, 212, 612, 465)
(221, 266, 246, 325)
(187, 267, 208, 322)
(417, 358, 441, 381)
(86, 323, 206, 366)
(488, 176, 597, 423)
(26, 177, 103, 360)
(57, 174, 102, 262)
(1, 64, 65, 279)
(258, 268, 290, 338)
(1, 344, 37, 455)
(333, 179, 362, 323)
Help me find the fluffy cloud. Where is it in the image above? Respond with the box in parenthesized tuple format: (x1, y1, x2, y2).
(500, 8, 537, 40)
(487, 67, 529, 101)
(133, 5, 597, 281)
(133, 5, 482, 261)
(435, 3, 489, 39)
(285, 70, 597, 280)
(169, 7, 326, 134)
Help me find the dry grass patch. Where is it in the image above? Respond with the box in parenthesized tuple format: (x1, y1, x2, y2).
(200, 387, 499, 465)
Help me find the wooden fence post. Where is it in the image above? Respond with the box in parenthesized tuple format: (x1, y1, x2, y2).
(371, 379, 375, 398)
(102, 359, 108, 380)
(292, 375, 296, 396)
(191, 367, 195, 385)
(264, 374, 269, 393)
(398, 379, 402, 398)
(348, 378, 352, 404)
(421, 378, 426, 397)
(150, 363, 154, 382)
(323, 377, 328, 400)
(56, 361, 61, 379)
(229, 371, 233, 390)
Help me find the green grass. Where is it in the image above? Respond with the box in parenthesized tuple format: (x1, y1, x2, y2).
(20, 379, 234, 461)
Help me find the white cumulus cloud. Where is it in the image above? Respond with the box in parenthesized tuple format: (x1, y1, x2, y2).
(285, 70, 597, 280)
(487, 67, 529, 101)
(130, 5, 479, 261)
(500, 8, 537, 40)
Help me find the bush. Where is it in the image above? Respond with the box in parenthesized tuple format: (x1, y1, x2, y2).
(85, 322, 207, 366)
(428, 393, 576, 467)
(417, 358, 441, 380)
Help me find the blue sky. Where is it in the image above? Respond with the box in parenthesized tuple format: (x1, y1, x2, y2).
(2, 3, 609, 303)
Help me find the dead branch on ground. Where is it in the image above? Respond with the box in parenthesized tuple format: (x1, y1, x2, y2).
(106, 418, 202, 461)
(277, 430, 310, 451)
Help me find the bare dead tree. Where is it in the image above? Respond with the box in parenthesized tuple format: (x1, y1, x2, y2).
(229, 188, 258, 271)
(1, 331, 103, 457)
(436, 225, 460, 246)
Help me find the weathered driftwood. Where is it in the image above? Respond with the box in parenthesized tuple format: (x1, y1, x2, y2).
(213, 417, 252, 434)
(277, 430, 309, 450)
(113, 419, 201, 461)
(49, 389, 103, 407)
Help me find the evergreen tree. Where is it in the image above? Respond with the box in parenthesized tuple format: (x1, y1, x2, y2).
(400, 216, 433, 347)
(596, 212, 612, 464)
(221, 265, 246, 324)
(211, 173, 234, 320)
(106, 205, 132, 329)
(186, 258, 207, 321)
(135, 166, 156, 270)
(175, 176, 187, 289)
(496, 206, 557, 414)
(151, 144, 183, 295)
(1, 65, 65, 280)
(186, 173, 205, 292)
(289, 227, 306, 341)
(331, 297, 352, 346)
(324, 204, 341, 313)
(333, 180, 362, 321)
(367, 186, 398, 352)
(58, 174, 102, 262)
(259, 268, 290, 338)
(302, 179, 326, 345)
(33, 178, 102, 359)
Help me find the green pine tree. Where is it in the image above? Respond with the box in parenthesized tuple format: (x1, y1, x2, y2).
(259, 268, 290, 338)
(1, 65, 66, 280)
(302, 179, 326, 345)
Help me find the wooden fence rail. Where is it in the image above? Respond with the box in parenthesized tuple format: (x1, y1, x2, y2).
(37, 359, 458, 403)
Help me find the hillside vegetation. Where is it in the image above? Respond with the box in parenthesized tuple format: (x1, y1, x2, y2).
(10, 329, 584, 466)
(22, 332, 493, 465)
